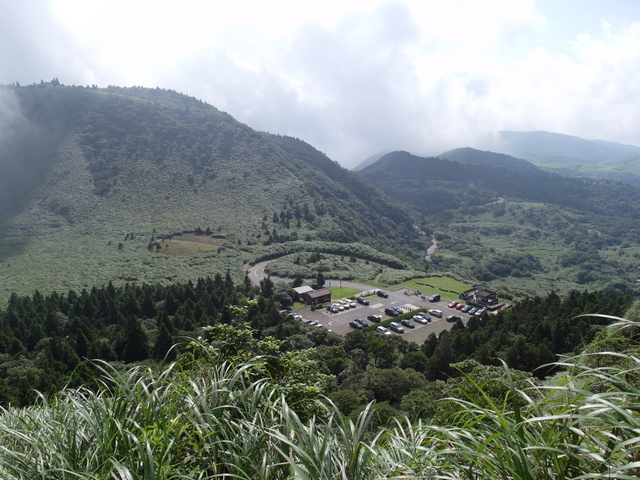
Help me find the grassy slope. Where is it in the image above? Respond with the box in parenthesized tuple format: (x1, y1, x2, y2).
(0, 85, 421, 303)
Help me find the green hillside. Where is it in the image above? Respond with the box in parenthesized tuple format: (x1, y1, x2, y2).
(358, 151, 640, 296)
(438, 147, 542, 174)
(0, 84, 420, 302)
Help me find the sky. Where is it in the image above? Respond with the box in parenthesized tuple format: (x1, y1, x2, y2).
(2, 0, 640, 168)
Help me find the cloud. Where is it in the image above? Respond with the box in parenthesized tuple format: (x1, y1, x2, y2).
(3, 0, 640, 167)
(0, 87, 28, 145)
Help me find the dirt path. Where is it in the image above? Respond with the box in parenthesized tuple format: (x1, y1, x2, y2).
(425, 237, 437, 261)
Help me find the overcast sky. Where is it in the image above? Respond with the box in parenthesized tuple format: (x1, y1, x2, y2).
(2, 0, 640, 167)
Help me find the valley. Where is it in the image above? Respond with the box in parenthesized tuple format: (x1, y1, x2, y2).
(1, 83, 640, 306)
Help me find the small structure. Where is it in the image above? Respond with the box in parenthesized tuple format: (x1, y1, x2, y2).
(459, 284, 509, 311)
(293, 286, 314, 301)
(300, 287, 332, 306)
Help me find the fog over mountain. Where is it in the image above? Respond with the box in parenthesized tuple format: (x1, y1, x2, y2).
(3, 1, 640, 167)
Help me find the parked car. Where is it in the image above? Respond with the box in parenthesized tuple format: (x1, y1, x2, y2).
(367, 314, 383, 323)
(467, 307, 478, 315)
(377, 290, 389, 298)
(456, 304, 465, 310)
(347, 300, 357, 309)
(448, 301, 459, 308)
(349, 320, 364, 329)
(474, 308, 486, 316)
(400, 318, 415, 329)
(388, 322, 405, 334)
(376, 325, 391, 335)
(461, 305, 472, 313)
(446, 315, 462, 322)
(413, 314, 430, 324)
(428, 294, 441, 302)
(355, 318, 369, 327)
(356, 296, 370, 305)
(428, 309, 443, 317)
(385, 306, 402, 317)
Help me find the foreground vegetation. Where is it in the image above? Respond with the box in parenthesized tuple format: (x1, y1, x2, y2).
(0, 315, 639, 479)
(0, 269, 631, 409)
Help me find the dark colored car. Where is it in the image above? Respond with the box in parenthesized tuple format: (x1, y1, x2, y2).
(349, 320, 364, 329)
(367, 314, 383, 323)
(356, 296, 370, 305)
(377, 290, 389, 298)
(355, 318, 369, 327)
(385, 307, 401, 317)
(446, 315, 462, 322)
(400, 318, 415, 329)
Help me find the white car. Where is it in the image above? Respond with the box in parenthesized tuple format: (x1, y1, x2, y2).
(413, 314, 430, 324)
(376, 325, 391, 335)
(428, 309, 443, 318)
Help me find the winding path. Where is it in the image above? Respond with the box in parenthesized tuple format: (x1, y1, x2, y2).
(245, 259, 373, 292)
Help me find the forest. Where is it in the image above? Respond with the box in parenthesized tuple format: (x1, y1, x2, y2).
(0, 270, 632, 416)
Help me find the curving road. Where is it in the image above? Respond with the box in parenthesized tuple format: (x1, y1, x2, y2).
(246, 260, 373, 292)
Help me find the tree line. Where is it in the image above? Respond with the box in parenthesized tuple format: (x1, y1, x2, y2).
(0, 273, 633, 419)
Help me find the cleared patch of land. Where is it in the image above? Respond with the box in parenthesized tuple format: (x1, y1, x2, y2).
(401, 276, 471, 297)
(158, 234, 226, 256)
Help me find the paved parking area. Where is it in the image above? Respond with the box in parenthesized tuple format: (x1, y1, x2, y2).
(300, 290, 474, 342)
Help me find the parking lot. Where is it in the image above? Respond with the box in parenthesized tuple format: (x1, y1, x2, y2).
(299, 289, 475, 342)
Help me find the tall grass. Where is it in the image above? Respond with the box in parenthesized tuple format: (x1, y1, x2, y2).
(0, 318, 638, 479)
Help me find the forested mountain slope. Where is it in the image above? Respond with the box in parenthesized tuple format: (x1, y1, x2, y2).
(358, 151, 640, 296)
(0, 83, 419, 301)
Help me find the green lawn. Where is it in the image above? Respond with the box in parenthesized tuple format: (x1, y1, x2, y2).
(401, 276, 470, 297)
(327, 286, 361, 299)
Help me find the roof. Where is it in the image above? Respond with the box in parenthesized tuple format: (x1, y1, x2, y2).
(293, 286, 314, 295)
(306, 288, 332, 299)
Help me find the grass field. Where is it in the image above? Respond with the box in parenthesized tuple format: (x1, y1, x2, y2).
(158, 234, 226, 256)
(327, 286, 361, 299)
(401, 276, 471, 297)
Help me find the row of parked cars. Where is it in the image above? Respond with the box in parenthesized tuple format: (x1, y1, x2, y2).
(448, 301, 486, 316)
(327, 295, 373, 314)
(287, 312, 323, 327)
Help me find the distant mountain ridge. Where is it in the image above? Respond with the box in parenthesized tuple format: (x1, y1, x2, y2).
(496, 130, 640, 164)
(490, 130, 640, 184)
(437, 147, 542, 174)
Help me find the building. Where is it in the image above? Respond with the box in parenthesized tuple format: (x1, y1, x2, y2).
(292, 286, 314, 300)
(459, 284, 509, 311)
(300, 288, 332, 306)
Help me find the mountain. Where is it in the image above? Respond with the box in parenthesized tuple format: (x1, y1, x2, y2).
(491, 131, 640, 184)
(437, 147, 542, 174)
(351, 150, 391, 171)
(357, 150, 640, 296)
(0, 83, 419, 301)
(495, 130, 640, 164)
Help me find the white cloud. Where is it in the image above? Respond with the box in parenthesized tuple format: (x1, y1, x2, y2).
(3, 0, 640, 166)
